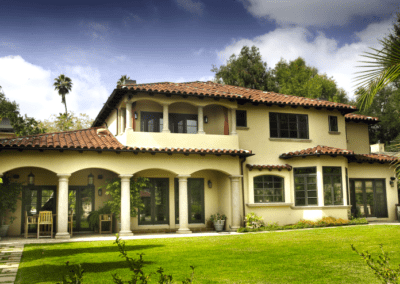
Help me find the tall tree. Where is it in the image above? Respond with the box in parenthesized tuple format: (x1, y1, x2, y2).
(211, 46, 277, 91)
(273, 57, 350, 103)
(356, 85, 400, 147)
(117, 75, 131, 86)
(0, 86, 45, 136)
(39, 112, 94, 132)
(355, 12, 400, 110)
(53, 74, 73, 115)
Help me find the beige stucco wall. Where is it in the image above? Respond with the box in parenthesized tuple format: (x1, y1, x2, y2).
(346, 122, 370, 154)
(237, 105, 347, 165)
(348, 163, 398, 220)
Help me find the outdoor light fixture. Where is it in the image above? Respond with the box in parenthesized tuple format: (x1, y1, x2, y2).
(28, 171, 35, 185)
(134, 111, 138, 120)
(390, 177, 396, 187)
(98, 174, 103, 180)
(208, 180, 212, 188)
(88, 173, 94, 186)
(204, 116, 208, 124)
(98, 188, 103, 196)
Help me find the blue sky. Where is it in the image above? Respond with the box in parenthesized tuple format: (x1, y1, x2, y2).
(0, 0, 398, 120)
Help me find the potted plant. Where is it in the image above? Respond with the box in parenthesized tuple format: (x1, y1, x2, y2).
(87, 203, 112, 232)
(209, 213, 227, 232)
(0, 175, 22, 238)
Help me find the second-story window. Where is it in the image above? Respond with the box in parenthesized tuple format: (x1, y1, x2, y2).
(141, 112, 163, 132)
(269, 113, 308, 139)
(169, 113, 198, 134)
(329, 116, 338, 132)
(236, 110, 247, 127)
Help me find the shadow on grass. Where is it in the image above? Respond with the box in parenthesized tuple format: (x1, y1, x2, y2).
(22, 244, 164, 260)
(17, 260, 154, 283)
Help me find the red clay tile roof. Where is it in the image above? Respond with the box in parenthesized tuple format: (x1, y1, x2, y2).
(280, 145, 354, 159)
(246, 164, 292, 171)
(351, 153, 398, 163)
(121, 81, 356, 110)
(344, 113, 379, 123)
(0, 127, 253, 157)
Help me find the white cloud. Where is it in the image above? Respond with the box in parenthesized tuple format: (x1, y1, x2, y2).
(216, 18, 393, 98)
(0, 56, 109, 121)
(240, 0, 397, 27)
(175, 0, 204, 16)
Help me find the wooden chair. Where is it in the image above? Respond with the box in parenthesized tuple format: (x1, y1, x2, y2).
(99, 213, 113, 234)
(68, 214, 73, 237)
(24, 211, 38, 239)
(37, 211, 53, 238)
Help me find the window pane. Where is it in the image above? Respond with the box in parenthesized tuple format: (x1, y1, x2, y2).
(236, 110, 247, 127)
(308, 198, 318, 205)
(296, 198, 305, 206)
(253, 175, 284, 203)
(140, 188, 152, 223)
(188, 179, 204, 223)
(329, 116, 338, 132)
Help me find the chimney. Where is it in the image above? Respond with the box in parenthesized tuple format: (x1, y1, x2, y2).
(370, 143, 385, 154)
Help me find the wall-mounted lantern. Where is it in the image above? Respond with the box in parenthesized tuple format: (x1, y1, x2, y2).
(134, 111, 138, 120)
(98, 188, 103, 196)
(204, 116, 208, 124)
(208, 180, 212, 188)
(390, 177, 396, 187)
(28, 171, 35, 185)
(88, 173, 94, 186)
(98, 174, 103, 180)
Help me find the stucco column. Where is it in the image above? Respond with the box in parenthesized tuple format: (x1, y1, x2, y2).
(317, 165, 324, 206)
(162, 104, 170, 133)
(230, 109, 237, 135)
(126, 102, 133, 131)
(230, 175, 242, 231)
(197, 106, 205, 134)
(119, 174, 134, 236)
(120, 108, 126, 133)
(177, 175, 192, 234)
(55, 174, 71, 239)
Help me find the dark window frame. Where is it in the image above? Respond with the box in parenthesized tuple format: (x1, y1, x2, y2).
(269, 112, 309, 139)
(140, 111, 198, 134)
(236, 110, 247, 127)
(141, 111, 163, 132)
(138, 178, 170, 225)
(253, 175, 284, 203)
(175, 178, 205, 224)
(323, 167, 343, 205)
(329, 116, 338, 132)
(294, 167, 318, 206)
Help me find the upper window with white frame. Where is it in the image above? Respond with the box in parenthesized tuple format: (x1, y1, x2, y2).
(269, 113, 309, 139)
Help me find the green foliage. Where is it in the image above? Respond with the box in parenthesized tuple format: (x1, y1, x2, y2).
(351, 244, 400, 284)
(39, 112, 94, 132)
(273, 57, 349, 103)
(0, 86, 45, 136)
(87, 203, 112, 231)
(117, 75, 131, 86)
(211, 46, 277, 92)
(102, 177, 150, 219)
(58, 262, 84, 284)
(244, 212, 264, 229)
(112, 234, 195, 283)
(355, 86, 400, 146)
(238, 217, 368, 233)
(53, 74, 73, 115)
(209, 213, 226, 222)
(0, 175, 22, 225)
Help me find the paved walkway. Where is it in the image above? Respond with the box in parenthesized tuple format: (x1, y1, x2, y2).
(0, 221, 398, 283)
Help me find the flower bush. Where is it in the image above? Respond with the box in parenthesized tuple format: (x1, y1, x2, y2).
(209, 213, 226, 222)
(245, 212, 264, 229)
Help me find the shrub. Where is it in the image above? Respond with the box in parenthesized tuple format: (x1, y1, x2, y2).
(351, 244, 400, 284)
(349, 218, 368, 225)
(87, 203, 112, 231)
(245, 212, 264, 229)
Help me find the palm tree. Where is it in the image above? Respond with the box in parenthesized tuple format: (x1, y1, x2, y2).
(355, 37, 400, 110)
(117, 75, 130, 86)
(53, 74, 73, 115)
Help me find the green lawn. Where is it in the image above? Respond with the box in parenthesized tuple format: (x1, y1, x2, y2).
(15, 225, 400, 283)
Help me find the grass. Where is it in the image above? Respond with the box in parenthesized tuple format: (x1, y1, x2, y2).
(15, 225, 400, 283)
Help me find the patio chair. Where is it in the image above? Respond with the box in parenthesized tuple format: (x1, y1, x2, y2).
(37, 211, 53, 238)
(99, 213, 113, 234)
(24, 211, 38, 239)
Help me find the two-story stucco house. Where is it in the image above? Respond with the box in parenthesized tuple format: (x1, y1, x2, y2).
(0, 80, 398, 238)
